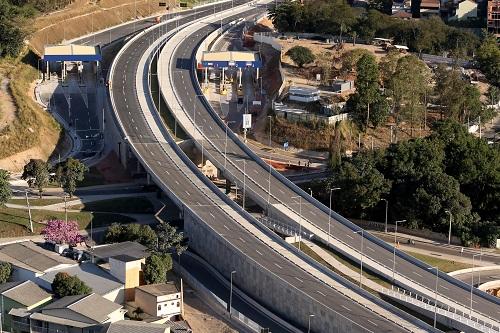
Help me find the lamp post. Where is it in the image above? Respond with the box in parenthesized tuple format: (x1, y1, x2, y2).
(354, 230, 364, 288)
(392, 219, 406, 280)
(427, 266, 439, 328)
(445, 210, 452, 245)
(267, 116, 272, 207)
(328, 187, 341, 248)
(308, 188, 313, 197)
(470, 253, 482, 317)
(235, 159, 247, 210)
(224, 120, 236, 169)
(380, 198, 388, 233)
(229, 270, 236, 316)
(307, 314, 315, 333)
(292, 196, 303, 251)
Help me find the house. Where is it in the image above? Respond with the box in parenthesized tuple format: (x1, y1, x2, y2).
(331, 79, 354, 93)
(0, 241, 76, 282)
(0, 281, 52, 331)
(418, 0, 441, 16)
(449, 0, 478, 20)
(487, 0, 500, 35)
(288, 86, 320, 103)
(37, 263, 125, 304)
(101, 320, 192, 333)
(109, 255, 144, 302)
(135, 283, 182, 319)
(90, 241, 149, 263)
(11, 293, 125, 333)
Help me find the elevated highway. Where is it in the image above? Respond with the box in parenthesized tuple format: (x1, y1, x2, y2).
(108, 1, 440, 332)
(156, 4, 500, 332)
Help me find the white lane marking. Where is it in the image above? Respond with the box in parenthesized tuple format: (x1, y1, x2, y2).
(279, 189, 284, 194)
(150, 151, 155, 156)
(175, 180, 179, 185)
(440, 285, 449, 290)
(274, 263, 282, 269)
(310, 211, 316, 216)
(223, 225, 230, 230)
(255, 249, 263, 256)
(165, 170, 170, 175)
(131, 118, 135, 123)
(341, 305, 351, 312)
(317, 290, 326, 297)
(157, 161, 161, 165)
(294, 277, 303, 283)
(239, 237, 246, 243)
(366, 246, 375, 252)
(185, 190, 190, 196)
(345, 234, 354, 240)
(209, 212, 215, 218)
(367, 320, 378, 327)
(413, 271, 423, 278)
(203, 118, 207, 123)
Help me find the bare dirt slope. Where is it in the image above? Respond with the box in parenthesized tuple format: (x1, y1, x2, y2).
(0, 77, 16, 132)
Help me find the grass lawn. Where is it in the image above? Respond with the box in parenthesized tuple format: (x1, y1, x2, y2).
(0, 206, 135, 238)
(70, 197, 155, 214)
(404, 251, 472, 273)
(8, 198, 65, 206)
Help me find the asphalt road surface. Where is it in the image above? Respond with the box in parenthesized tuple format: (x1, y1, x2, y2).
(167, 2, 500, 324)
(110, 2, 416, 332)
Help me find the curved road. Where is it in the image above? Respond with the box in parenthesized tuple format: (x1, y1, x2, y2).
(109, 3, 427, 332)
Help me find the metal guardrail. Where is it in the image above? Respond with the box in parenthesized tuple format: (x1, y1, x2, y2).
(381, 287, 500, 333)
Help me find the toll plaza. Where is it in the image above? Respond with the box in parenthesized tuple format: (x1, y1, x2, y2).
(42, 44, 102, 82)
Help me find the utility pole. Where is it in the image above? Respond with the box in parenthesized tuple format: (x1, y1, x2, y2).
(25, 191, 33, 233)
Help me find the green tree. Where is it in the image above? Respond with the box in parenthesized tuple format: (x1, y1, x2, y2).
(285, 46, 315, 68)
(153, 222, 187, 256)
(143, 254, 172, 285)
(54, 158, 88, 197)
(0, 170, 12, 206)
(368, 0, 393, 14)
(476, 33, 500, 87)
(389, 55, 430, 135)
(0, 262, 12, 283)
(51, 272, 92, 298)
(354, 54, 381, 127)
(22, 159, 50, 198)
(267, 2, 304, 32)
(329, 153, 391, 217)
(104, 223, 157, 248)
(379, 50, 399, 89)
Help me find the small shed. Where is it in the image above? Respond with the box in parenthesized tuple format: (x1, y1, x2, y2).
(135, 283, 182, 319)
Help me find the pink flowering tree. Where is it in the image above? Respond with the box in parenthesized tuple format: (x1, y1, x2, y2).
(41, 220, 84, 245)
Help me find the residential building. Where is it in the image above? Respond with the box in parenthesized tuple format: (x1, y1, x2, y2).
(11, 293, 124, 333)
(0, 241, 76, 282)
(0, 281, 52, 331)
(414, 0, 441, 16)
(90, 242, 149, 263)
(101, 320, 192, 333)
(488, 0, 500, 35)
(135, 283, 182, 319)
(274, 102, 349, 125)
(109, 255, 144, 302)
(288, 86, 320, 103)
(331, 79, 354, 93)
(37, 263, 125, 304)
(449, 0, 478, 20)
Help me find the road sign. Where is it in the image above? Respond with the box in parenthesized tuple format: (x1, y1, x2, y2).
(242, 114, 252, 129)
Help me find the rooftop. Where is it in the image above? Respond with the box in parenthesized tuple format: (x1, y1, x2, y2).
(1, 281, 52, 307)
(0, 241, 75, 273)
(102, 320, 169, 333)
(91, 241, 148, 262)
(39, 263, 123, 296)
(202, 51, 259, 63)
(43, 44, 102, 62)
(40, 293, 122, 324)
(136, 283, 179, 297)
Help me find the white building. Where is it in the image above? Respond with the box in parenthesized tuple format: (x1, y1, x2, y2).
(135, 283, 182, 319)
(450, 0, 478, 20)
(288, 86, 320, 103)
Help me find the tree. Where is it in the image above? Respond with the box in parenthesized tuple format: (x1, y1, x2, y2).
(285, 46, 315, 68)
(434, 65, 467, 120)
(41, 220, 84, 245)
(54, 158, 88, 197)
(0, 262, 12, 283)
(0, 170, 11, 207)
(355, 54, 381, 127)
(476, 33, 500, 87)
(143, 254, 172, 285)
(379, 50, 400, 89)
(267, 2, 304, 32)
(368, 0, 393, 15)
(329, 153, 391, 217)
(0, 0, 31, 57)
(52, 272, 92, 298)
(104, 223, 157, 248)
(22, 159, 50, 198)
(389, 55, 430, 135)
(153, 222, 187, 256)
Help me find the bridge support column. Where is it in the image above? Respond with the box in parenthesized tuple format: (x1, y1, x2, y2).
(238, 67, 242, 87)
(204, 67, 208, 87)
(256, 67, 259, 80)
(147, 173, 151, 185)
(46, 61, 50, 80)
(225, 179, 231, 194)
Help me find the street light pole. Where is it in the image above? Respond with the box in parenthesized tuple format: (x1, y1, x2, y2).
(445, 210, 452, 245)
(292, 196, 303, 251)
(308, 188, 313, 197)
(307, 314, 315, 333)
(470, 253, 482, 317)
(427, 266, 439, 328)
(229, 270, 236, 316)
(224, 120, 235, 170)
(392, 219, 406, 280)
(381, 198, 388, 233)
(267, 116, 272, 207)
(328, 187, 341, 248)
(354, 230, 364, 288)
(236, 159, 247, 210)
